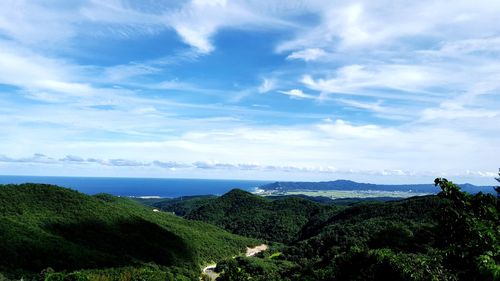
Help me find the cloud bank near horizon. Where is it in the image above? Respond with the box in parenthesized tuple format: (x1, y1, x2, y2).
(1, 149, 496, 183)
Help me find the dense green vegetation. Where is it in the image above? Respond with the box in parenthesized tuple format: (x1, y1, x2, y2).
(134, 195, 217, 216)
(1, 177, 498, 281)
(496, 169, 500, 196)
(186, 189, 336, 243)
(211, 179, 499, 281)
(267, 194, 402, 206)
(0, 184, 259, 280)
(135, 193, 395, 219)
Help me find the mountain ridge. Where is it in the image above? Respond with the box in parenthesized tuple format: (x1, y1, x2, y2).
(259, 179, 493, 194)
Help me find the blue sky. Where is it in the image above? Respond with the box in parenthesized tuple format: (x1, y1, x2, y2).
(1, 0, 499, 184)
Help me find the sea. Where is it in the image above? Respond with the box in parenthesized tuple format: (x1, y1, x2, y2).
(0, 175, 271, 198)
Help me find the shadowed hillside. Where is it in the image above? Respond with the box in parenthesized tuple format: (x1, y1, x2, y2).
(186, 189, 336, 243)
(0, 184, 259, 280)
(211, 181, 499, 281)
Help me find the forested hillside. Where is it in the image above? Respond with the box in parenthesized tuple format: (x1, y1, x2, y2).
(210, 180, 500, 281)
(1, 180, 498, 281)
(0, 184, 259, 280)
(185, 189, 335, 243)
(134, 193, 396, 218)
(133, 195, 217, 216)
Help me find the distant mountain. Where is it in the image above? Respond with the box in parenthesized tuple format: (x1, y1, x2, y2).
(0, 184, 258, 280)
(260, 179, 493, 194)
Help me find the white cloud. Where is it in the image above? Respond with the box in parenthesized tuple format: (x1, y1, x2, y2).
(316, 119, 394, 139)
(173, 25, 215, 53)
(286, 48, 327, 61)
(278, 89, 315, 100)
(0, 0, 499, 184)
(0, 153, 57, 164)
(277, 0, 500, 53)
(80, 0, 162, 26)
(0, 1, 294, 54)
(1, 114, 498, 183)
(2, 0, 500, 57)
(1, 152, 496, 182)
(165, 0, 293, 53)
(0, 42, 71, 89)
(336, 99, 384, 112)
(104, 63, 161, 82)
(0, 1, 77, 45)
(258, 79, 275, 93)
(0, 41, 138, 104)
(421, 105, 499, 121)
(336, 99, 414, 120)
(301, 64, 447, 99)
(60, 155, 85, 163)
(436, 37, 500, 56)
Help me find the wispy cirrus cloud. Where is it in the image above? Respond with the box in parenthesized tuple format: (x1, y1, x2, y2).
(258, 79, 275, 94)
(286, 48, 327, 62)
(300, 64, 450, 100)
(164, 0, 296, 53)
(278, 89, 315, 100)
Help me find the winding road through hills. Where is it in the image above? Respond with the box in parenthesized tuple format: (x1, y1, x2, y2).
(201, 244, 268, 281)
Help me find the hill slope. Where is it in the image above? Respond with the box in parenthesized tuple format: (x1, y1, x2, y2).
(0, 184, 259, 280)
(186, 189, 335, 243)
(212, 181, 499, 281)
(133, 195, 217, 216)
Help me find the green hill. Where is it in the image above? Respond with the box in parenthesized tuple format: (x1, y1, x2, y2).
(0, 184, 259, 280)
(1, 181, 497, 281)
(133, 195, 217, 216)
(185, 189, 335, 243)
(212, 181, 499, 281)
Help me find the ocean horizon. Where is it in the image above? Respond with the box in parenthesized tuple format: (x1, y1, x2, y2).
(0, 175, 271, 198)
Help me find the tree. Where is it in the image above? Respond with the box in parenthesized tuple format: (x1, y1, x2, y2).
(434, 178, 500, 280)
(495, 168, 500, 198)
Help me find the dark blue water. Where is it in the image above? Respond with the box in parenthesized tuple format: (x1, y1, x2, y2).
(0, 175, 271, 197)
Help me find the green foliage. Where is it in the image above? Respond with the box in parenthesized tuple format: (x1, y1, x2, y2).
(131, 195, 217, 216)
(186, 189, 335, 243)
(0, 184, 259, 280)
(42, 264, 194, 281)
(213, 180, 499, 281)
(150, 195, 216, 216)
(495, 169, 500, 197)
(216, 257, 297, 281)
(323, 248, 453, 281)
(434, 178, 500, 280)
(1, 178, 498, 281)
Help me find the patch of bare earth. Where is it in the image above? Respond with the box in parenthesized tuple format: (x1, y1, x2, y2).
(246, 244, 268, 257)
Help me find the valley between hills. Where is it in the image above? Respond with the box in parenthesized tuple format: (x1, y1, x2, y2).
(0, 178, 499, 281)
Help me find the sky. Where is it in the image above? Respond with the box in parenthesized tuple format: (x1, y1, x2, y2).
(0, 0, 499, 185)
